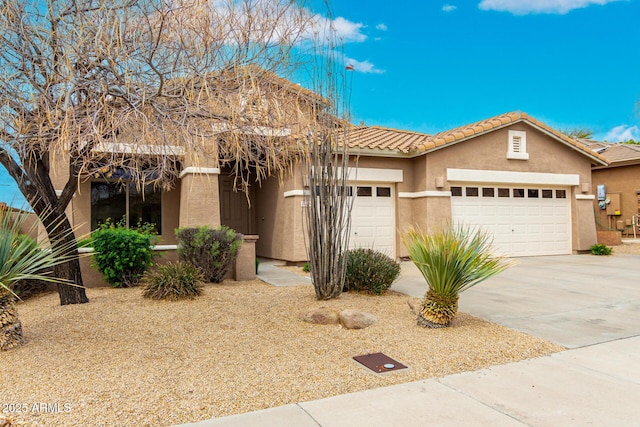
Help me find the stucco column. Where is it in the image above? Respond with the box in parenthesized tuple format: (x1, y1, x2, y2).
(234, 235, 259, 281)
(178, 140, 221, 228)
(574, 194, 598, 252)
(178, 167, 221, 228)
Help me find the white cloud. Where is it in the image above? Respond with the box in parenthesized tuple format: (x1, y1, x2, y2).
(478, 0, 626, 15)
(442, 4, 458, 12)
(345, 57, 385, 74)
(332, 16, 367, 42)
(602, 125, 640, 142)
(376, 23, 388, 31)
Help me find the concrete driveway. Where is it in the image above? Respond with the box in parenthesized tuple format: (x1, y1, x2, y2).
(393, 254, 640, 348)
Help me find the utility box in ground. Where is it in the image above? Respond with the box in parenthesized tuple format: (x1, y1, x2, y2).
(606, 193, 622, 216)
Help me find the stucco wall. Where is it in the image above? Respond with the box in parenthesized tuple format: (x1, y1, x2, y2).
(255, 168, 307, 262)
(424, 124, 593, 182)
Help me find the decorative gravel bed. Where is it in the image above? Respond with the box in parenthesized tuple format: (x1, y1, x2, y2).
(1, 280, 563, 427)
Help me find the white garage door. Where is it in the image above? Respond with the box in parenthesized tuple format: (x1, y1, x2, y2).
(349, 184, 395, 257)
(450, 185, 571, 257)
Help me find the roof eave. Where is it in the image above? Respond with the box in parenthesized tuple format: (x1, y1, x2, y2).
(592, 158, 640, 169)
(347, 146, 416, 158)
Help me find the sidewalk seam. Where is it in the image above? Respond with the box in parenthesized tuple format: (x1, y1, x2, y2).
(295, 403, 322, 426)
(435, 378, 534, 427)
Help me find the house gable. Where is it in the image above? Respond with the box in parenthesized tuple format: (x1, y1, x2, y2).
(413, 112, 607, 166)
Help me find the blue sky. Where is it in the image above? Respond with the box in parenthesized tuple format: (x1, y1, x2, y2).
(2, 0, 639, 206)
(325, 0, 640, 141)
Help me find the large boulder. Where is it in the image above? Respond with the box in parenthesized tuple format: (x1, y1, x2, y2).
(339, 309, 377, 329)
(302, 307, 340, 325)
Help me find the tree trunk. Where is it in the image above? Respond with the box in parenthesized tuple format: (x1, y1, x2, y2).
(54, 258, 89, 305)
(41, 213, 89, 306)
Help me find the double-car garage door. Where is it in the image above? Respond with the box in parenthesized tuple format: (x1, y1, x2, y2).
(451, 184, 571, 256)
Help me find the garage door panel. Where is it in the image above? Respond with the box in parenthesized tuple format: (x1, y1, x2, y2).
(512, 206, 529, 217)
(527, 224, 541, 234)
(541, 206, 556, 216)
(481, 205, 497, 216)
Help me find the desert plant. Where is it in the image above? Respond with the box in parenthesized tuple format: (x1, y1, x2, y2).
(590, 243, 612, 255)
(302, 262, 311, 273)
(176, 226, 242, 283)
(8, 234, 48, 299)
(0, 208, 80, 350)
(343, 248, 401, 295)
(142, 262, 204, 300)
(91, 219, 156, 287)
(402, 225, 512, 328)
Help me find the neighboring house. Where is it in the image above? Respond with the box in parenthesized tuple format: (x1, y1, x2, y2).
(258, 112, 607, 261)
(577, 140, 640, 238)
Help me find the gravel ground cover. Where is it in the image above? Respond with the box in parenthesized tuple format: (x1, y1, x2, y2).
(610, 241, 640, 255)
(1, 279, 563, 427)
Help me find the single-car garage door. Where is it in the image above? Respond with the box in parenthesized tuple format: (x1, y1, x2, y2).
(349, 184, 395, 257)
(450, 185, 571, 256)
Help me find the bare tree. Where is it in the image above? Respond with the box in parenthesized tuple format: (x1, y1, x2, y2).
(303, 11, 353, 300)
(0, 0, 331, 305)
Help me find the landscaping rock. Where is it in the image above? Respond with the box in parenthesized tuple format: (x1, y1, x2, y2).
(339, 309, 377, 329)
(303, 307, 340, 325)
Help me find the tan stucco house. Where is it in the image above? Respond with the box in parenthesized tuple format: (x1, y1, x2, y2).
(52, 104, 608, 274)
(256, 112, 607, 261)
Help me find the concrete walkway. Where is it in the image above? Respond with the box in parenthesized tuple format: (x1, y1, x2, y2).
(256, 258, 312, 287)
(176, 254, 640, 427)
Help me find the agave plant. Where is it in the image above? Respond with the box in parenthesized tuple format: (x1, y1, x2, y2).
(0, 207, 81, 351)
(402, 225, 512, 328)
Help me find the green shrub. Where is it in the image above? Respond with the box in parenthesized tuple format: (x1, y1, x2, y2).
(590, 243, 613, 255)
(176, 225, 242, 283)
(91, 219, 156, 287)
(302, 262, 310, 273)
(343, 248, 401, 295)
(142, 261, 204, 300)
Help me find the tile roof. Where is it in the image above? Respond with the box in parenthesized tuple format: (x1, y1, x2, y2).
(577, 139, 640, 166)
(341, 125, 430, 153)
(343, 112, 608, 165)
(414, 112, 524, 152)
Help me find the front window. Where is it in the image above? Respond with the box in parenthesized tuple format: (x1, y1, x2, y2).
(91, 182, 162, 233)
